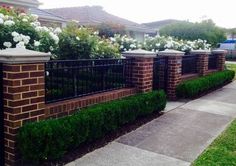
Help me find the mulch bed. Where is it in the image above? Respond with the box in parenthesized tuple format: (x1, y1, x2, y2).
(36, 111, 163, 166)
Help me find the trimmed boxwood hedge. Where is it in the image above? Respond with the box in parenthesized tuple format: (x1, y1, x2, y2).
(177, 70, 235, 98)
(17, 90, 166, 163)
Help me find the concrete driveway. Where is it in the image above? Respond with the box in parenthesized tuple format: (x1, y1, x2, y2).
(67, 81, 236, 166)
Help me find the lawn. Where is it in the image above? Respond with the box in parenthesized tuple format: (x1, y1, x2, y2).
(226, 63, 236, 79)
(192, 119, 236, 166)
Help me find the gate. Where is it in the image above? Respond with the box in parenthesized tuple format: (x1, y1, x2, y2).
(0, 63, 4, 166)
(153, 56, 168, 91)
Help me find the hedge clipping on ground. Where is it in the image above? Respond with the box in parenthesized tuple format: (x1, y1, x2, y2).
(177, 70, 235, 98)
(17, 90, 166, 163)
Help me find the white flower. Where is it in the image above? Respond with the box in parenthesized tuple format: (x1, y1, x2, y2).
(35, 26, 42, 32)
(120, 45, 124, 49)
(155, 43, 160, 47)
(54, 27, 62, 34)
(34, 40, 40, 47)
(31, 21, 41, 27)
(22, 35, 30, 44)
(130, 44, 136, 48)
(42, 26, 49, 32)
(49, 32, 59, 44)
(76, 36, 80, 41)
(11, 31, 19, 37)
(22, 18, 28, 22)
(3, 42, 12, 48)
(13, 35, 21, 42)
(110, 37, 115, 42)
(93, 31, 99, 35)
(31, 14, 38, 20)
(49, 46, 54, 51)
(0, 18, 3, 24)
(4, 20, 15, 26)
(4, 15, 9, 20)
(0, 13, 4, 19)
(16, 41, 25, 49)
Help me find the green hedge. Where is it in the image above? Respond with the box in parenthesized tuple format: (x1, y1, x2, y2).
(177, 70, 235, 98)
(17, 90, 166, 163)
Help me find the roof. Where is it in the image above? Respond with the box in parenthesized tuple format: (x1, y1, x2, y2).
(45, 6, 156, 33)
(29, 8, 67, 22)
(0, 0, 40, 8)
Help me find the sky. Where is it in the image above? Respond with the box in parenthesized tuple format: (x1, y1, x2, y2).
(39, 0, 236, 28)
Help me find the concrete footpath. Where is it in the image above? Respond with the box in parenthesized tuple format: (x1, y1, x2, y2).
(67, 81, 236, 166)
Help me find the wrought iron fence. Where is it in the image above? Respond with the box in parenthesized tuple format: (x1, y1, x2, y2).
(208, 54, 218, 70)
(153, 56, 168, 91)
(45, 59, 133, 103)
(182, 55, 198, 75)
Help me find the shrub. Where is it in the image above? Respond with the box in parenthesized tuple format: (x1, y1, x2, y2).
(0, 6, 60, 54)
(17, 90, 166, 163)
(176, 70, 235, 98)
(58, 23, 120, 59)
(142, 35, 211, 54)
(96, 22, 126, 38)
(159, 19, 226, 47)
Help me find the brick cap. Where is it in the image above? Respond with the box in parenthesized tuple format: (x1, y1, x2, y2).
(158, 49, 185, 56)
(122, 49, 156, 58)
(212, 49, 227, 54)
(0, 48, 51, 64)
(190, 49, 211, 55)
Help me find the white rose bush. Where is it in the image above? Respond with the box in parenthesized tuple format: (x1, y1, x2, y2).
(143, 35, 211, 54)
(110, 34, 140, 52)
(0, 6, 212, 59)
(0, 6, 60, 54)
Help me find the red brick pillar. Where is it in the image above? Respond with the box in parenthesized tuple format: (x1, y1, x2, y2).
(212, 49, 227, 71)
(191, 50, 211, 76)
(158, 50, 185, 100)
(122, 49, 156, 93)
(0, 48, 50, 166)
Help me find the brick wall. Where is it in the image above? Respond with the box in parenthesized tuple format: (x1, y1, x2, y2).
(217, 54, 226, 71)
(1, 48, 227, 165)
(167, 56, 182, 100)
(197, 54, 209, 76)
(45, 88, 137, 119)
(130, 58, 154, 92)
(3, 63, 46, 165)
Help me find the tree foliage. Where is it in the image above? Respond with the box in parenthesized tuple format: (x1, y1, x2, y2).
(159, 20, 226, 47)
(96, 22, 126, 38)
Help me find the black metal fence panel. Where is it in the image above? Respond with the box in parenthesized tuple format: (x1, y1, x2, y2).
(0, 63, 4, 166)
(153, 56, 168, 91)
(182, 55, 198, 75)
(45, 59, 133, 103)
(208, 54, 218, 70)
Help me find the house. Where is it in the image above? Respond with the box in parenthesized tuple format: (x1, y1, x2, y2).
(0, 0, 67, 27)
(46, 6, 157, 41)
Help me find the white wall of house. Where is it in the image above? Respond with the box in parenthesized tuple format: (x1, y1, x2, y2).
(129, 31, 145, 42)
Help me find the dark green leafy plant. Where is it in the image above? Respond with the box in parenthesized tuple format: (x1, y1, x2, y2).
(17, 90, 166, 163)
(159, 19, 226, 47)
(176, 70, 235, 98)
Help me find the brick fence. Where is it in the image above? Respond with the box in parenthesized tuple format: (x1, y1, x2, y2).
(0, 48, 226, 165)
